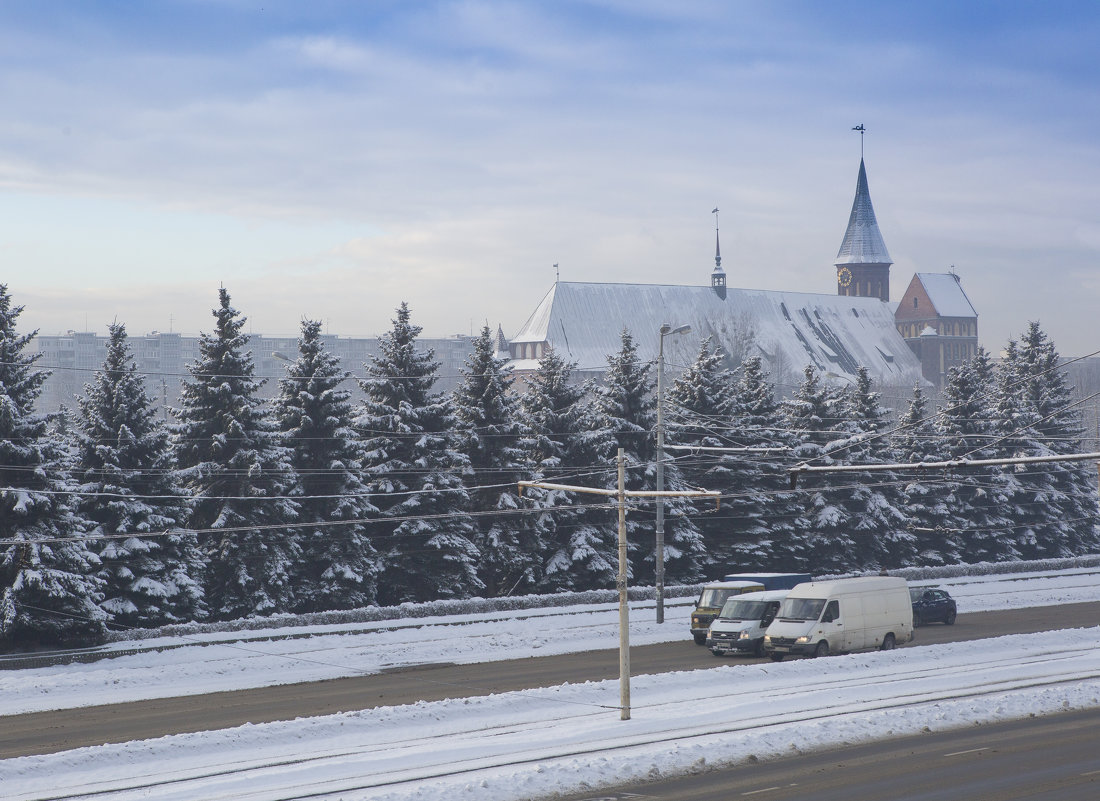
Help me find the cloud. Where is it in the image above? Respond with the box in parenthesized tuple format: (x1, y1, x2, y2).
(4, 2, 1100, 358)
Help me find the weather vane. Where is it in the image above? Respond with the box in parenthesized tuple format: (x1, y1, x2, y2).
(852, 124, 866, 158)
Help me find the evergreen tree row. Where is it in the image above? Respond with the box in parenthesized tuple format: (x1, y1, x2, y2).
(2, 284, 1098, 649)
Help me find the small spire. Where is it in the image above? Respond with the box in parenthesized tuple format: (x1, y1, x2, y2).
(712, 207, 722, 269)
(852, 123, 865, 158)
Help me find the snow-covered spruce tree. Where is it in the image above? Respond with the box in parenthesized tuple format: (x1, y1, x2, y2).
(358, 303, 480, 605)
(0, 285, 105, 649)
(892, 385, 960, 565)
(987, 339, 1054, 560)
(593, 329, 705, 585)
(173, 288, 301, 621)
(835, 366, 911, 568)
(725, 356, 803, 572)
(520, 347, 618, 593)
(452, 326, 541, 597)
(76, 322, 204, 627)
(781, 365, 853, 573)
(273, 319, 380, 612)
(1011, 322, 1100, 556)
(936, 347, 1015, 563)
(665, 339, 752, 576)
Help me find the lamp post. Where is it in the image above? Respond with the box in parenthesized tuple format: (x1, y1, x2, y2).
(656, 322, 691, 624)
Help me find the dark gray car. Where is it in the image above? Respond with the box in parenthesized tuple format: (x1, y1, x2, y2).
(910, 586, 957, 626)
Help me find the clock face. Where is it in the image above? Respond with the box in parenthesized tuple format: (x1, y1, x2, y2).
(838, 267, 853, 287)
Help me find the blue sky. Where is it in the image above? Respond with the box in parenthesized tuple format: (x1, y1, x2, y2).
(3, 1, 1100, 358)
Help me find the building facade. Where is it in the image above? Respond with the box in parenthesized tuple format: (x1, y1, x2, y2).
(33, 330, 479, 414)
(894, 272, 979, 387)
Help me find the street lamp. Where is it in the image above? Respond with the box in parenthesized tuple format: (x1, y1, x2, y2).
(656, 322, 691, 624)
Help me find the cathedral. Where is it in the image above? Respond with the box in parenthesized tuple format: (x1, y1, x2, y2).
(506, 156, 978, 392)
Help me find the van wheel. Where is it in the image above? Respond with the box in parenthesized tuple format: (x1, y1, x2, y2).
(813, 640, 830, 658)
(694, 633, 706, 645)
(880, 633, 896, 651)
(753, 640, 765, 658)
(945, 610, 956, 625)
(769, 653, 785, 662)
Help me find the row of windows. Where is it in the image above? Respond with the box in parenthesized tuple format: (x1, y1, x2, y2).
(899, 319, 977, 339)
(511, 342, 546, 361)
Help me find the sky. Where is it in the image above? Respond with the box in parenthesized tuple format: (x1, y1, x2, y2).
(3, 1, 1100, 356)
(3, 567, 1099, 800)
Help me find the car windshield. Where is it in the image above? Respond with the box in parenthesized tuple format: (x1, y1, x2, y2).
(718, 599, 768, 621)
(777, 597, 826, 621)
(910, 587, 934, 602)
(698, 588, 736, 608)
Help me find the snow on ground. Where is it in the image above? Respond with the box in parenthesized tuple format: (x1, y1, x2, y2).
(3, 568, 1100, 801)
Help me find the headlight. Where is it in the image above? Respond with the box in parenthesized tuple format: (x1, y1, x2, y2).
(795, 636, 811, 644)
(763, 635, 772, 643)
(738, 631, 751, 640)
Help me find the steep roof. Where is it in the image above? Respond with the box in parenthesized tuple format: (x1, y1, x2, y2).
(835, 158, 892, 267)
(916, 273, 978, 318)
(510, 281, 927, 388)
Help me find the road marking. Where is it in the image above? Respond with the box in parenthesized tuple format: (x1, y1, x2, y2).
(1081, 769, 1100, 777)
(944, 747, 989, 758)
(742, 786, 796, 796)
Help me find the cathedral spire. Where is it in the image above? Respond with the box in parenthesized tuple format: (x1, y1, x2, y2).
(835, 152, 893, 301)
(835, 158, 892, 267)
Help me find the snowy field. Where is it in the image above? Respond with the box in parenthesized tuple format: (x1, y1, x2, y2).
(4, 568, 1100, 801)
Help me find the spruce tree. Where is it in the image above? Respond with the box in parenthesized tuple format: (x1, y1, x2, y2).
(665, 339, 752, 575)
(837, 366, 910, 568)
(1013, 323, 1100, 556)
(893, 385, 959, 565)
(726, 356, 802, 572)
(520, 347, 617, 592)
(594, 329, 705, 584)
(0, 285, 105, 648)
(452, 325, 540, 596)
(988, 339, 1052, 559)
(359, 303, 480, 605)
(936, 347, 1014, 563)
(174, 288, 300, 621)
(273, 319, 380, 612)
(76, 322, 203, 627)
(781, 365, 852, 572)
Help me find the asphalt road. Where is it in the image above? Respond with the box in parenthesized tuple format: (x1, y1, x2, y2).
(2, 601, 1098, 759)
(557, 706, 1100, 801)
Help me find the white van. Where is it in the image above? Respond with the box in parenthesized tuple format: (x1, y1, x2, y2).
(690, 580, 766, 644)
(705, 590, 787, 657)
(762, 576, 913, 661)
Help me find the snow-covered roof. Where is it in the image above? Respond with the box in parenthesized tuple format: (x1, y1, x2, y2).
(834, 158, 892, 267)
(916, 273, 978, 318)
(510, 281, 927, 388)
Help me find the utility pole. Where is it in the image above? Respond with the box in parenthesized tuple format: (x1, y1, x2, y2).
(615, 449, 630, 719)
(519, 457, 718, 720)
(656, 322, 691, 624)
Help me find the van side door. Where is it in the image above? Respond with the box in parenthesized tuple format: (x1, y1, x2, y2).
(819, 599, 848, 652)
